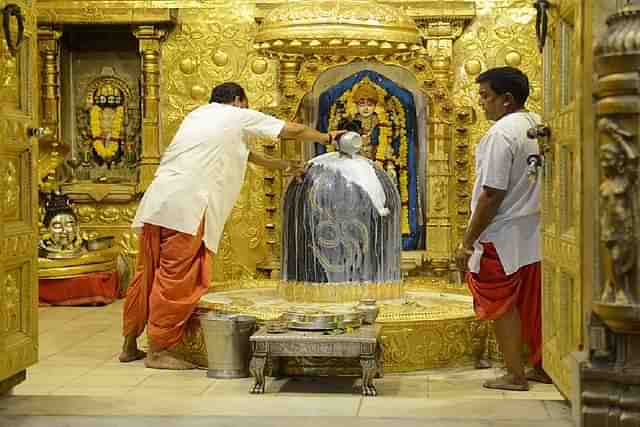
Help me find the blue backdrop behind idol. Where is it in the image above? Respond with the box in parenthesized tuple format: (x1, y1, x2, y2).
(314, 69, 423, 250)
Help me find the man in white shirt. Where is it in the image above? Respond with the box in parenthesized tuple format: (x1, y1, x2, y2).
(119, 82, 342, 369)
(455, 67, 550, 391)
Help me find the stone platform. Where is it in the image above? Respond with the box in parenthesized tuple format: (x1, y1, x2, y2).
(171, 278, 494, 373)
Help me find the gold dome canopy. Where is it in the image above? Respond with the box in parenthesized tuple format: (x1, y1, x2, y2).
(255, 0, 422, 56)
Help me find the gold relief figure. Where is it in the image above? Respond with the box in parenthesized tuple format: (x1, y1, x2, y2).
(599, 118, 638, 305)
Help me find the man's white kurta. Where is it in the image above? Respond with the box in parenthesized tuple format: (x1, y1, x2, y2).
(132, 103, 285, 253)
(468, 111, 542, 275)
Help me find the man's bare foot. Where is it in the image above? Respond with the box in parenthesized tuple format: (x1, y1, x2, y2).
(483, 374, 529, 391)
(144, 351, 197, 370)
(525, 367, 553, 384)
(474, 358, 492, 369)
(119, 349, 147, 363)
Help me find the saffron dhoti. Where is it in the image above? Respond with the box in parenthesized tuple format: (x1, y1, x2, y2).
(122, 223, 210, 349)
(466, 242, 542, 365)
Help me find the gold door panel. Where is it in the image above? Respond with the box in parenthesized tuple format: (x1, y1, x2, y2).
(540, 0, 584, 398)
(0, 0, 39, 393)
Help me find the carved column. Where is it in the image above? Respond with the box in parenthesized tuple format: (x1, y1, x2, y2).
(581, 4, 640, 426)
(259, 55, 302, 278)
(38, 27, 62, 191)
(133, 25, 166, 193)
(418, 20, 465, 275)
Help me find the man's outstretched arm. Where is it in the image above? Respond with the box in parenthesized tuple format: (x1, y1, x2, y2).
(279, 122, 343, 145)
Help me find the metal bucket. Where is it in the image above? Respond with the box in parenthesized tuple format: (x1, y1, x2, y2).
(201, 314, 257, 378)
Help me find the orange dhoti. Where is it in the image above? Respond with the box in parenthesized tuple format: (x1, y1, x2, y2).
(466, 242, 542, 365)
(122, 223, 211, 350)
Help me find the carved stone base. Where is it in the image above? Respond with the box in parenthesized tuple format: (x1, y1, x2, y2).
(581, 363, 640, 426)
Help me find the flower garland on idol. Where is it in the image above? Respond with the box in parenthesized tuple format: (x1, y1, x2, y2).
(90, 105, 124, 161)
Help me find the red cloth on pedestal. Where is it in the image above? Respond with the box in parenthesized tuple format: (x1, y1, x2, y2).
(466, 242, 542, 365)
(39, 271, 120, 306)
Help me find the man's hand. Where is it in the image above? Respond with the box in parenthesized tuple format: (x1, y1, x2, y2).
(328, 130, 347, 147)
(455, 243, 474, 271)
(284, 160, 306, 180)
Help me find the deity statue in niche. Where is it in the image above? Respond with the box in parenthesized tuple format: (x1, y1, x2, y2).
(317, 71, 423, 250)
(76, 73, 140, 182)
(88, 83, 125, 166)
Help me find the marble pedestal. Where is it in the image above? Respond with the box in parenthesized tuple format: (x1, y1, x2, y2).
(249, 325, 383, 396)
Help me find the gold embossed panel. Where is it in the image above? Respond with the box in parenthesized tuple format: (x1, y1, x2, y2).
(0, 41, 19, 110)
(0, 0, 39, 391)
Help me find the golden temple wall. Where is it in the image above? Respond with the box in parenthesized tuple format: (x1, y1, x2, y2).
(36, 0, 541, 282)
(452, 0, 542, 141)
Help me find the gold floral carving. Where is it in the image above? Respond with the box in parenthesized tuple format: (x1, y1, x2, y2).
(73, 202, 137, 225)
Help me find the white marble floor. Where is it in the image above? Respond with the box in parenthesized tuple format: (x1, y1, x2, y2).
(0, 301, 573, 427)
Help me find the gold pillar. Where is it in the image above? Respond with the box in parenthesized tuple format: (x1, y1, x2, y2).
(259, 56, 302, 278)
(419, 20, 465, 274)
(38, 27, 62, 192)
(133, 25, 166, 193)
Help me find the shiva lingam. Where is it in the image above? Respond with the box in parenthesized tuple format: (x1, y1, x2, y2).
(39, 192, 116, 271)
(279, 131, 401, 305)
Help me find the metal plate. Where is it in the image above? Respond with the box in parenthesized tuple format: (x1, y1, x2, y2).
(287, 320, 338, 331)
